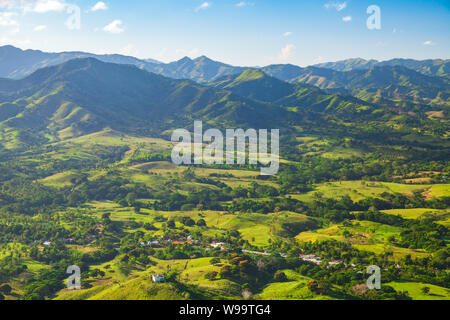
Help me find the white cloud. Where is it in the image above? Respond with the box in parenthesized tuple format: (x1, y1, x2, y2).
(34, 24, 47, 31)
(342, 16, 352, 22)
(0, 11, 18, 27)
(103, 19, 124, 34)
(175, 48, 200, 57)
(120, 44, 140, 57)
(423, 40, 435, 46)
(283, 31, 292, 37)
(33, 0, 66, 13)
(0, 0, 27, 9)
(195, 2, 210, 12)
(0, 35, 31, 47)
(157, 47, 168, 59)
(236, 2, 253, 7)
(278, 44, 295, 61)
(0, 0, 63, 13)
(313, 56, 325, 64)
(91, 1, 107, 12)
(325, 1, 347, 11)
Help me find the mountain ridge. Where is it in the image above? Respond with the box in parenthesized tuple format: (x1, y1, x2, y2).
(0, 58, 299, 148)
(3, 45, 449, 82)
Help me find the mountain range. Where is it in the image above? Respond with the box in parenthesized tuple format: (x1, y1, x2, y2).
(0, 58, 302, 147)
(314, 57, 450, 77)
(2, 46, 448, 109)
(262, 64, 450, 107)
(0, 45, 448, 149)
(3, 45, 449, 82)
(0, 45, 244, 82)
(0, 57, 400, 150)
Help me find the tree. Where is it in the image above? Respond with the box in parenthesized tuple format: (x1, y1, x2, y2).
(167, 220, 176, 229)
(126, 192, 137, 206)
(205, 271, 218, 280)
(219, 265, 233, 279)
(0, 284, 12, 295)
(317, 280, 331, 294)
(273, 271, 288, 282)
(421, 287, 430, 295)
(307, 280, 319, 293)
(181, 217, 195, 227)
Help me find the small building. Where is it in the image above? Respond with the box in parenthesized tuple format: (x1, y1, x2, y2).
(152, 274, 165, 283)
(210, 242, 225, 249)
(43, 241, 51, 246)
(299, 254, 322, 265)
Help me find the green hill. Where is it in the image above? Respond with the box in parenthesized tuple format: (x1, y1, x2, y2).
(0, 58, 294, 148)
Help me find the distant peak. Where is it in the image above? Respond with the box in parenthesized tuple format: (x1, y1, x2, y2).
(195, 55, 212, 61)
(179, 56, 192, 62)
(0, 45, 22, 51)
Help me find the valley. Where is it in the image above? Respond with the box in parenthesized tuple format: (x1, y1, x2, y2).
(0, 46, 448, 301)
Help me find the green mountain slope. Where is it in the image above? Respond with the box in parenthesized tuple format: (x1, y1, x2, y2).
(209, 69, 382, 115)
(263, 64, 450, 108)
(0, 58, 294, 148)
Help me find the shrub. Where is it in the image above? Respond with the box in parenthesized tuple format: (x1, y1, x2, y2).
(273, 271, 288, 282)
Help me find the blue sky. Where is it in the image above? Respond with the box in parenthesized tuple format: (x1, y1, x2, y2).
(0, 0, 449, 66)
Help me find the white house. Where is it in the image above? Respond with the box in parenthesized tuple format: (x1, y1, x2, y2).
(152, 274, 165, 283)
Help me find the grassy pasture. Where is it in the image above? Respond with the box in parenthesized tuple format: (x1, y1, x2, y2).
(380, 208, 448, 219)
(386, 281, 450, 300)
(295, 220, 430, 260)
(56, 257, 241, 300)
(290, 180, 436, 203)
(39, 170, 81, 188)
(352, 244, 428, 260)
(255, 270, 337, 300)
(295, 221, 402, 245)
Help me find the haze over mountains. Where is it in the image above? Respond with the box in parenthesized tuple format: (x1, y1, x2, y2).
(0, 45, 244, 82)
(2, 45, 449, 81)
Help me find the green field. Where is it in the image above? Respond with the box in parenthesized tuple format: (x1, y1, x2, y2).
(380, 208, 448, 219)
(290, 180, 436, 203)
(386, 281, 450, 300)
